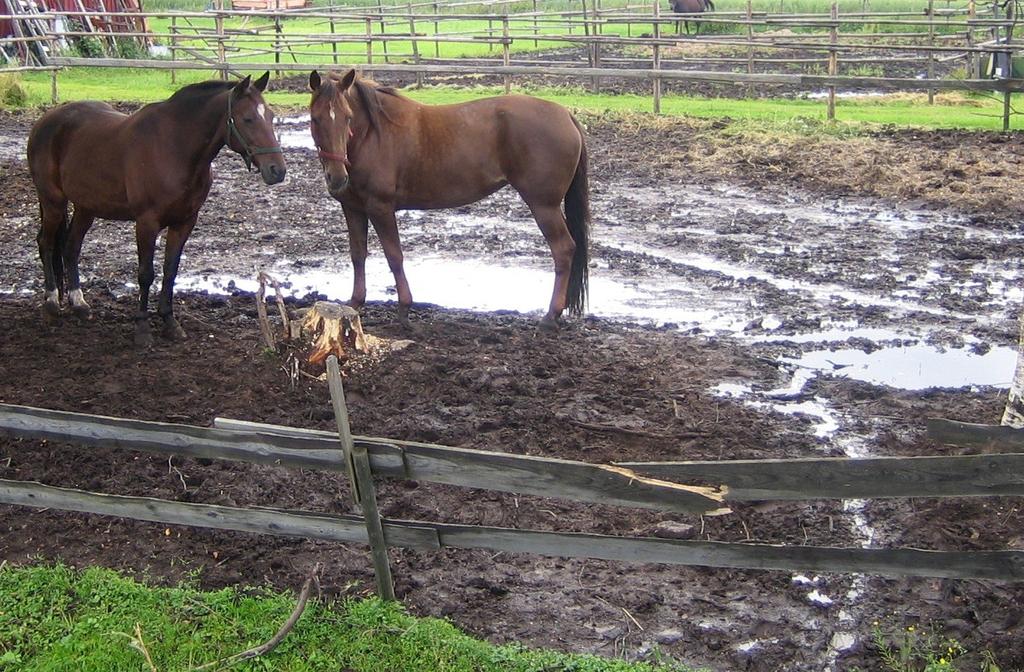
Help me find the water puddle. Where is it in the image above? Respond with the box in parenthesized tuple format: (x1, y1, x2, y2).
(785, 343, 1016, 390)
(178, 254, 751, 330)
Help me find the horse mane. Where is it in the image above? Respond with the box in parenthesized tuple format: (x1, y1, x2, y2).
(166, 80, 235, 104)
(339, 74, 401, 133)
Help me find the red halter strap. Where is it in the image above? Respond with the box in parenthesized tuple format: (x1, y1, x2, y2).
(317, 126, 354, 166)
(317, 148, 350, 166)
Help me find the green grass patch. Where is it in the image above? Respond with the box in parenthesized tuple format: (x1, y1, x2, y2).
(0, 563, 699, 672)
(9, 68, 1021, 131)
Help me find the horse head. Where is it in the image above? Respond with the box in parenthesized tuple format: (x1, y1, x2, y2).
(226, 71, 286, 185)
(309, 69, 357, 198)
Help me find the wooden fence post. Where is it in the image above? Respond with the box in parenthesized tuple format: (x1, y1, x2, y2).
(652, 0, 661, 113)
(532, 0, 539, 47)
(926, 0, 935, 104)
(502, 14, 511, 94)
(827, 0, 838, 121)
(50, 68, 58, 103)
(377, 0, 390, 64)
(170, 14, 177, 84)
(326, 355, 396, 602)
(409, 4, 422, 88)
(366, 16, 373, 65)
(746, 0, 754, 97)
(1002, 0, 1014, 130)
(215, 5, 225, 80)
(967, 0, 977, 79)
(329, 0, 338, 66)
(274, 8, 283, 79)
(433, 1, 439, 58)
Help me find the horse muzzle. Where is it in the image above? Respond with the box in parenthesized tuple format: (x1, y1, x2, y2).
(260, 161, 287, 185)
(327, 173, 350, 198)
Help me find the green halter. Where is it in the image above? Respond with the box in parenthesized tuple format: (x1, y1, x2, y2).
(226, 91, 283, 172)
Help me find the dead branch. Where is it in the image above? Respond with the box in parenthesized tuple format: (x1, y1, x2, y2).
(255, 274, 275, 351)
(191, 563, 321, 672)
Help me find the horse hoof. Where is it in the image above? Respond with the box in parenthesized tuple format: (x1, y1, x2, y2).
(71, 304, 92, 321)
(134, 328, 154, 348)
(163, 321, 187, 341)
(538, 317, 560, 332)
(41, 301, 61, 318)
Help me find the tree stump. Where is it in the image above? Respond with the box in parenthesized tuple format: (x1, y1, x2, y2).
(299, 301, 371, 365)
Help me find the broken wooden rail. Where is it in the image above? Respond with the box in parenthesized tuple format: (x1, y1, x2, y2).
(0, 402, 727, 515)
(1, 402, 1023, 585)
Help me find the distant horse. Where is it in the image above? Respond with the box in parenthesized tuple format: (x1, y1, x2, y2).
(670, 0, 715, 34)
(27, 72, 286, 346)
(307, 69, 590, 329)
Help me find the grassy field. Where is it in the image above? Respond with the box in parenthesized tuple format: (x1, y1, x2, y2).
(0, 563, 700, 672)
(8, 67, 1021, 131)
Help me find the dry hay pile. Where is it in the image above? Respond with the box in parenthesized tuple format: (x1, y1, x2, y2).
(581, 112, 1024, 218)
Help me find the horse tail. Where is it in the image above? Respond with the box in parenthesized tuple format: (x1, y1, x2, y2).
(564, 115, 591, 318)
(705, 0, 715, 10)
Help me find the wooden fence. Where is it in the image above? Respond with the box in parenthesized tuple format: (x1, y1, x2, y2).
(1, 356, 1023, 597)
(3, 0, 1024, 126)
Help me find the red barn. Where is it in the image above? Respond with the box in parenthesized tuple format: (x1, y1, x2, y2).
(1, 0, 146, 39)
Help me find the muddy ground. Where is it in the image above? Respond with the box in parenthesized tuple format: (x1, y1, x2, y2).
(1, 91, 1023, 672)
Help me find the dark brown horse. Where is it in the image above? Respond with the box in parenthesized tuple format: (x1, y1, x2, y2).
(670, 0, 715, 34)
(307, 69, 590, 329)
(27, 72, 286, 346)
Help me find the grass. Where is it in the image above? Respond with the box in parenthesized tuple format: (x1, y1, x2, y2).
(9, 67, 1022, 131)
(0, 562, 699, 672)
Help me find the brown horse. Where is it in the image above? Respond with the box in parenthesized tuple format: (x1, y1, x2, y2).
(670, 0, 715, 34)
(27, 72, 286, 346)
(307, 69, 590, 329)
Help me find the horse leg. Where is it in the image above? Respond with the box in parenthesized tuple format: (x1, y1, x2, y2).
(342, 205, 370, 310)
(367, 207, 413, 328)
(157, 217, 197, 341)
(133, 217, 161, 347)
(529, 203, 576, 330)
(35, 198, 67, 318)
(63, 207, 95, 320)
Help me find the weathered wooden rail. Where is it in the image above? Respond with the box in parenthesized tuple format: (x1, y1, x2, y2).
(1, 389, 1023, 586)
(4, 0, 1022, 125)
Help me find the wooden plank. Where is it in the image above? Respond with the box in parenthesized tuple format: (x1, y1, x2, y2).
(327, 356, 395, 601)
(0, 479, 440, 550)
(43, 57, 1024, 93)
(217, 417, 1024, 502)
(212, 417, 728, 513)
(2, 479, 1020, 581)
(0, 403, 349, 472)
(928, 418, 1024, 450)
(618, 453, 1024, 500)
(434, 525, 1024, 581)
(0, 404, 727, 514)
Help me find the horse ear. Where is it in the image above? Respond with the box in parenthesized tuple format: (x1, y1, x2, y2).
(232, 75, 252, 96)
(254, 71, 270, 92)
(309, 70, 321, 91)
(339, 68, 356, 92)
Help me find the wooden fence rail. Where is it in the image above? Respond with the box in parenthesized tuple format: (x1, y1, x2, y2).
(4, 0, 1022, 125)
(41, 56, 1024, 94)
(1, 401, 1024, 583)
(0, 403, 728, 514)
(2, 478, 1023, 581)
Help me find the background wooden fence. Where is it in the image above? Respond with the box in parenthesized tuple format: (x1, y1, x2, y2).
(1, 356, 1022, 597)
(3, 0, 1024, 125)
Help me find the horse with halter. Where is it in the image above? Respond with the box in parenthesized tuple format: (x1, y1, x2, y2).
(307, 69, 591, 329)
(27, 72, 286, 346)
